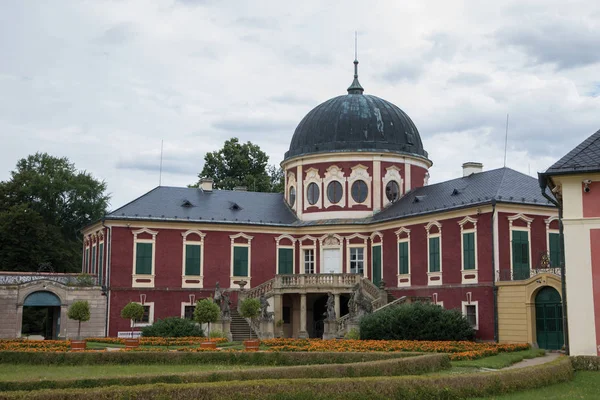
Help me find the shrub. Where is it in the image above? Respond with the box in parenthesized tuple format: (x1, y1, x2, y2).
(344, 328, 360, 340)
(67, 301, 90, 340)
(141, 317, 204, 338)
(360, 303, 475, 341)
(194, 299, 220, 338)
(571, 356, 600, 370)
(209, 329, 227, 340)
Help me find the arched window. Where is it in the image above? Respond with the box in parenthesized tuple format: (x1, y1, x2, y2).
(351, 180, 368, 203)
(327, 181, 343, 204)
(307, 183, 320, 205)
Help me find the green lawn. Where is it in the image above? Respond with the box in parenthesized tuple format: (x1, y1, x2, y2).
(0, 363, 253, 381)
(473, 371, 600, 399)
(452, 348, 546, 369)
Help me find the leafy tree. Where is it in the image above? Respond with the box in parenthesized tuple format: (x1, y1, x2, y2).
(267, 165, 284, 193)
(239, 297, 260, 339)
(0, 153, 110, 272)
(67, 300, 91, 339)
(192, 138, 283, 193)
(193, 298, 220, 339)
(121, 302, 145, 331)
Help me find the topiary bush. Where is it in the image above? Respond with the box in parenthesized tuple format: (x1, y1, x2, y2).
(360, 302, 475, 341)
(141, 317, 204, 338)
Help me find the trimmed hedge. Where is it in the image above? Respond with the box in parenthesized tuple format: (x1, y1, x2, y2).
(0, 357, 573, 399)
(0, 350, 420, 366)
(141, 317, 204, 338)
(0, 354, 448, 392)
(360, 303, 475, 341)
(570, 355, 600, 371)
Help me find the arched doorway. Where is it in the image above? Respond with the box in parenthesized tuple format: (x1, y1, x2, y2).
(535, 286, 564, 350)
(310, 294, 350, 338)
(22, 291, 61, 339)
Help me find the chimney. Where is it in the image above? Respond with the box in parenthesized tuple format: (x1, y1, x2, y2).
(233, 186, 247, 192)
(462, 162, 483, 177)
(199, 177, 213, 192)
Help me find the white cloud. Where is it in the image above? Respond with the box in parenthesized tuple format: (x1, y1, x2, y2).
(1, 0, 600, 209)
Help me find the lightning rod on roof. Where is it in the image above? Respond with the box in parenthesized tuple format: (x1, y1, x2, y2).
(503, 114, 509, 168)
(159, 139, 164, 187)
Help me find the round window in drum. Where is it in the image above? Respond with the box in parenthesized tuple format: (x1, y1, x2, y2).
(307, 182, 320, 205)
(327, 181, 343, 204)
(351, 180, 368, 203)
(386, 181, 400, 202)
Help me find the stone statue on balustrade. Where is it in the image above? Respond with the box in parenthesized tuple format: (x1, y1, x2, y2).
(213, 282, 223, 307)
(324, 292, 336, 321)
(220, 292, 231, 320)
(348, 284, 372, 319)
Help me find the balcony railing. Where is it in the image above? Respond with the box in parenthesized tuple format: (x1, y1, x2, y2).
(245, 273, 365, 298)
(497, 267, 562, 282)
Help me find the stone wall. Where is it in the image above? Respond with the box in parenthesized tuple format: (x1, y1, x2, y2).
(0, 286, 19, 338)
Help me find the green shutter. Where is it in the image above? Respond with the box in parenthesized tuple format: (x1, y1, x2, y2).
(512, 231, 530, 280)
(233, 246, 249, 276)
(372, 245, 382, 286)
(278, 248, 293, 274)
(98, 243, 104, 284)
(91, 246, 96, 274)
(185, 244, 201, 275)
(398, 242, 409, 274)
(549, 233, 561, 267)
(463, 232, 475, 270)
(85, 248, 89, 273)
(135, 242, 153, 275)
(429, 237, 440, 272)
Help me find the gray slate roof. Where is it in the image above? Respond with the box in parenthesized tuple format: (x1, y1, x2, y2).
(106, 167, 553, 228)
(544, 128, 600, 175)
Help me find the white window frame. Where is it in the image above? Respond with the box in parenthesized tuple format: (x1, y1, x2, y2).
(287, 172, 297, 210)
(345, 233, 369, 276)
(508, 213, 533, 278)
(545, 216, 559, 268)
(382, 166, 403, 206)
(299, 235, 317, 274)
(230, 232, 253, 288)
(83, 239, 90, 274)
(131, 301, 154, 328)
(348, 164, 372, 208)
(91, 239, 97, 275)
(181, 230, 206, 288)
(181, 294, 197, 320)
(275, 234, 297, 274)
(459, 216, 478, 284)
(395, 227, 411, 287)
(319, 234, 344, 274)
(462, 300, 479, 330)
(304, 168, 322, 210)
(132, 228, 158, 288)
(323, 165, 346, 209)
(370, 231, 384, 285)
(426, 221, 442, 286)
(98, 236, 105, 285)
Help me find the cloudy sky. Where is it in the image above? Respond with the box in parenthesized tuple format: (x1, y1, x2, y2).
(1, 0, 599, 209)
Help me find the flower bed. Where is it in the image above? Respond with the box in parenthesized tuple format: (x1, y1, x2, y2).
(86, 337, 228, 346)
(261, 339, 529, 360)
(0, 339, 70, 352)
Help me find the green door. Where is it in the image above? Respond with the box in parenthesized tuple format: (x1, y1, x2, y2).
(372, 246, 382, 287)
(535, 287, 564, 350)
(512, 231, 530, 280)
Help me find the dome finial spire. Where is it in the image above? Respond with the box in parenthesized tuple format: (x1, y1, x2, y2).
(347, 31, 364, 94)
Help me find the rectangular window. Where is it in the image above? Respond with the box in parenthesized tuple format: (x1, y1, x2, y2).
(465, 305, 477, 328)
(350, 248, 364, 274)
(140, 305, 151, 324)
(372, 245, 382, 286)
(398, 242, 409, 274)
(278, 248, 293, 274)
(549, 233, 561, 267)
(85, 248, 90, 273)
(304, 249, 315, 274)
(185, 244, 201, 276)
(98, 243, 104, 284)
(135, 243, 153, 275)
(91, 245, 96, 274)
(429, 237, 440, 272)
(512, 230, 529, 279)
(233, 246, 249, 276)
(463, 232, 475, 270)
(184, 305, 195, 320)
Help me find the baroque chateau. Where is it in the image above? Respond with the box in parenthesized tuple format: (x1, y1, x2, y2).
(5, 59, 583, 352)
